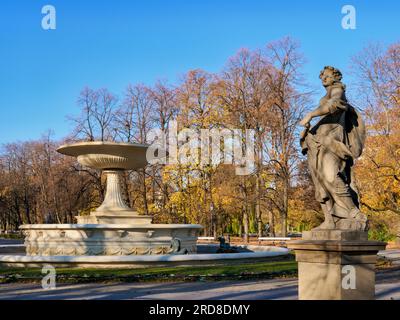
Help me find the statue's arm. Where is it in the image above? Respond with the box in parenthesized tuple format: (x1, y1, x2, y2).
(299, 87, 346, 127)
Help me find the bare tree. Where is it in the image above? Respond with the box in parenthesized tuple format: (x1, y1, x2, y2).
(69, 87, 118, 141)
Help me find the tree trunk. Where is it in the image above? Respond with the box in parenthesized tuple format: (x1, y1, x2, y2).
(268, 210, 276, 237)
(281, 178, 288, 236)
(256, 178, 262, 238)
(243, 204, 249, 243)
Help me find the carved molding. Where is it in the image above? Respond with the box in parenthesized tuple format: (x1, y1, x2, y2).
(147, 230, 155, 238)
(25, 244, 196, 256)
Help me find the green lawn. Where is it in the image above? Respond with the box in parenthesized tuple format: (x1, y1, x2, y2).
(0, 258, 298, 284)
(0, 253, 394, 284)
(0, 234, 24, 240)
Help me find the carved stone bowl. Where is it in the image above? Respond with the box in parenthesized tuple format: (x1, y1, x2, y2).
(57, 141, 149, 170)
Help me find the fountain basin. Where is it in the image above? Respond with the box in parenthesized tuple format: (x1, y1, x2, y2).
(57, 141, 149, 170)
(20, 224, 202, 256)
(0, 245, 289, 268)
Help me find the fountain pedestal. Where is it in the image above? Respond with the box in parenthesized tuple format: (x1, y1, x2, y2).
(288, 230, 386, 300)
(76, 170, 152, 225)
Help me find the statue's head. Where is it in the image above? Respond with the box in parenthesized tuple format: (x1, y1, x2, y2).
(319, 66, 342, 87)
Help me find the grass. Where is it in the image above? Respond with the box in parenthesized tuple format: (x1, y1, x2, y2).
(0, 253, 395, 284)
(0, 257, 298, 284)
(0, 234, 23, 240)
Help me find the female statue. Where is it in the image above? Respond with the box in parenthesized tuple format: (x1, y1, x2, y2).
(299, 66, 368, 231)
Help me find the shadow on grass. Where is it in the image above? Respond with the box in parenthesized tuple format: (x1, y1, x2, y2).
(0, 255, 297, 284)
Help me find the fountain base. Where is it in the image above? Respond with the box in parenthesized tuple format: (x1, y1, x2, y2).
(20, 224, 202, 256)
(0, 244, 289, 268)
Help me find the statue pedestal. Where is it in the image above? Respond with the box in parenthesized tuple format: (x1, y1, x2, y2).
(288, 230, 386, 300)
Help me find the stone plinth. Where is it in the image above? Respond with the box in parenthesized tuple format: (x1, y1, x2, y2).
(288, 230, 386, 300)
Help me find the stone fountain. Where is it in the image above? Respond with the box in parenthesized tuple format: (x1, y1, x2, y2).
(0, 141, 289, 268)
(20, 141, 202, 257)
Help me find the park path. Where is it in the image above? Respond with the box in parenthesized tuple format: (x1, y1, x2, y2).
(0, 272, 399, 300)
(0, 239, 23, 246)
(1, 240, 400, 300)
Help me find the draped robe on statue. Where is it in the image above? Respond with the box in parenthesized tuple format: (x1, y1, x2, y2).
(300, 82, 367, 231)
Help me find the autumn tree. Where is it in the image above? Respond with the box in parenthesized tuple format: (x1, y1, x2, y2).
(351, 43, 400, 237)
(214, 37, 309, 238)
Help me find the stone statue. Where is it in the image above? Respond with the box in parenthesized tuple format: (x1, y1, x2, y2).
(217, 236, 238, 253)
(299, 66, 368, 231)
(170, 238, 188, 254)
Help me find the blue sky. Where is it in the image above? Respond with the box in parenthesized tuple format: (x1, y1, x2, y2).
(0, 0, 399, 144)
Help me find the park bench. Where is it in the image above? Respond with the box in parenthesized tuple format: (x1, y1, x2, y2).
(197, 236, 215, 241)
(258, 237, 292, 245)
